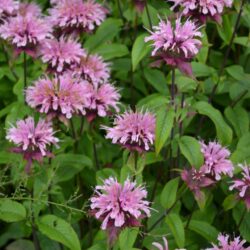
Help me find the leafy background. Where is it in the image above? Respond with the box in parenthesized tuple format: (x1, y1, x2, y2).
(0, 0, 250, 249)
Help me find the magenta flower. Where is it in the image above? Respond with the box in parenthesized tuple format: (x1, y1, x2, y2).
(145, 16, 202, 76)
(85, 83, 120, 122)
(152, 237, 169, 250)
(0, 0, 19, 18)
(6, 117, 59, 173)
(73, 53, 110, 87)
(40, 37, 85, 73)
(103, 110, 155, 153)
(90, 177, 150, 245)
(169, 0, 233, 23)
(48, 0, 107, 34)
(26, 74, 90, 123)
(200, 141, 234, 181)
(206, 233, 250, 250)
(0, 14, 52, 57)
(181, 167, 215, 201)
(230, 165, 250, 210)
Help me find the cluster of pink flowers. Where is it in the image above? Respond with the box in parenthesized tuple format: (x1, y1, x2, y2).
(6, 117, 58, 172)
(90, 177, 150, 244)
(0, 0, 19, 18)
(103, 110, 156, 153)
(169, 0, 233, 23)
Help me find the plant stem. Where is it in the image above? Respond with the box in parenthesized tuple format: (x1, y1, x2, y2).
(230, 90, 248, 108)
(145, 0, 153, 30)
(185, 201, 196, 230)
(93, 143, 99, 170)
(23, 52, 27, 89)
(171, 68, 176, 104)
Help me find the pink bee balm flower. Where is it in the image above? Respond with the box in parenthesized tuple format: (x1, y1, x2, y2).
(169, 0, 233, 23)
(200, 141, 234, 181)
(6, 117, 59, 173)
(40, 37, 85, 73)
(0, 0, 19, 18)
(26, 74, 90, 123)
(152, 237, 169, 250)
(48, 0, 107, 34)
(85, 83, 120, 122)
(145, 16, 202, 76)
(18, 2, 42, 18)
(103, 110, 155, 153)
(0, 14, 52, 57)
(230, 165, 250, 210)
(90, 177, 150, 245)
(73, 53, 110, 87)
(206, 233, 250, 250)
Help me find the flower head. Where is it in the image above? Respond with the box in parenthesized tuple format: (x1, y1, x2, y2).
(0, 14, 52, 57)
(26, 74, 90, 122)
(40, 37, 85, 73)
(152, 237, 169, 250)
(230, 165, 250, 210)
(90, 177, 150, 244)
(0, 0, 19, 18)
(48, 0, 107, 34)
(103, 110, 155, 153)
(145, 16, 202, 76)
(6, 117, 59, 172)
(169, 0, 233, 23)
(200, 141, 234, 181)
(18, 2, 42, 18)
(85, 83, 120, 122)
(206, 233, 250, 250)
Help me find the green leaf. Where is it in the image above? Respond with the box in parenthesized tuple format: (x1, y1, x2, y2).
(119, 228, 138, 250)
(225, 106, 249, 137)
(84, 18, 122, 51)
(37, 215, 81, 250)
(223, 194, 238, 211)
(194, 101, 233, 145)
(142, 5, 158, 29)
(96, 169, 118, 185)
(6, 239, 34, 250)
(136, 94, 168, 111)
(161, 177, 179, 209)
(155, 107, 175, 155)
(0, 199, 26, 222)
(165, 214, 185, 248)
(188, 220, 218, 242)
(178, 136, 204, 169)
(144, 69, 169, 95)
(191, 62, 216, 77)
(132, 33, 151, 71)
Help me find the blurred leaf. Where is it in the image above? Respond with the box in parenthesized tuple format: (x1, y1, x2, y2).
(216, 15, 233, 45)
(37, 215, 81, 250)
(223, 194, 238, 211)
(6, 239, 34, 250)
(142, 5, 158, 29)
(226, 65, 250, 82)
(191, 62, 215, 77)
(197, 31, 209, 63)
(119, 228, 138, 250)
(178, 136, 204, 169)
(96, 168, 118, 185)
(137, 94, 168, 111)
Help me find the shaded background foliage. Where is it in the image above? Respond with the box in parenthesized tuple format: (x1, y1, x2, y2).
(0, 0, 250, 249)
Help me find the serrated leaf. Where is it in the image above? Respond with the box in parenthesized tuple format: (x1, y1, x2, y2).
(161, 178, 179, 209)
(37, 215, 81, 250)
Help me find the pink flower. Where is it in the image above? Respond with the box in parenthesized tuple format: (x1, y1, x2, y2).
(103, 110, 155, 153)
(206, 233, 250, 250)
(40, 37, 85, 73)
(133, 0, 146, 13)
(152, 237, 169, 250)
(0, 0, 19, 18)
(230, 165, 250, 210)
(90, 177, 150, 245)
(181, 167, 215, 201)
(26, 74, 90, 122)
(0, 14, 52, 57)
(6, 117, 59, 173)
(73, 53, 110, 87)
(200, 141, 234, 181)
(169, 0, 233, 23)
(145, 16, 202, 76)
(18, 2, 42, 18)
(48, 0, 107, 34)
(85, 83, 120, 122)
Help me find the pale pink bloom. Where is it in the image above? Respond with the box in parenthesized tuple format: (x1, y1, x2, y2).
(6, 117, 59, 173)
(230, 165, 250, 210)
(145, 16, 202, 76)
(73, 53, 110, 87)
(0, 14, 52, 57)
(206, 233, 250, 250)
(40, 37, 85, 73)
(200, 141, 234, 181)
(18, 2, 42, 18)
(85, 83, 120, 122)
(26, 74, 90, 122)
(152, 237, 169, 250)
(0, 0, 19, 18)
(90, 177, 150, 244)
(103, 110, 155, 152)
(48, 0, 107, 33)
(169, 0, 233, 23)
